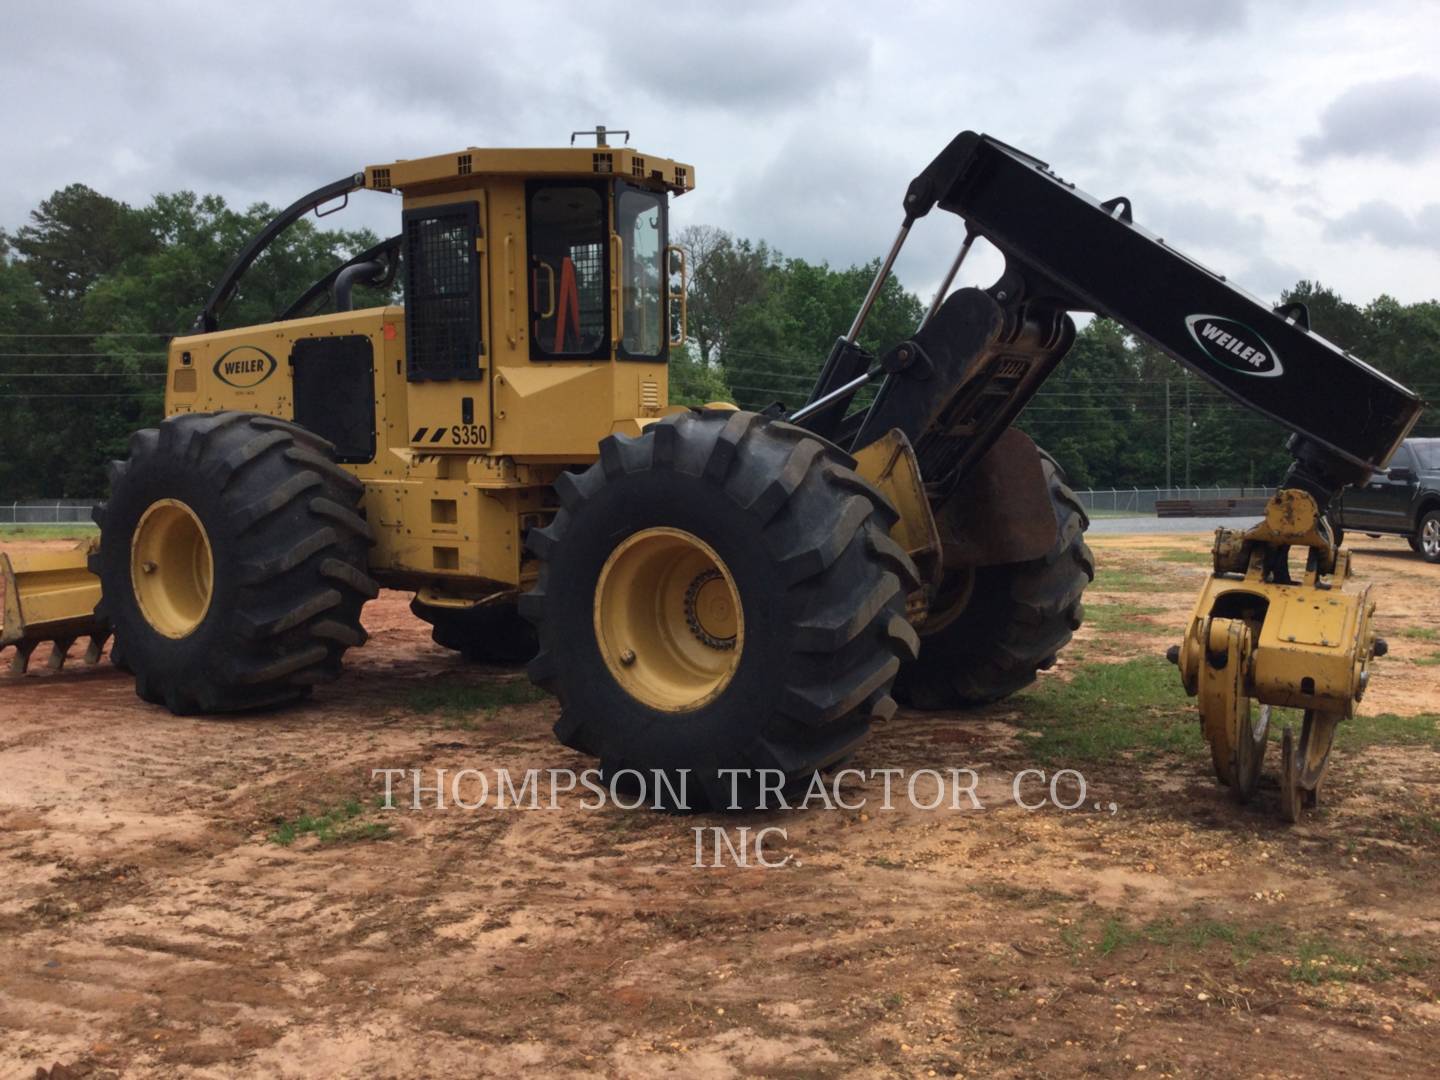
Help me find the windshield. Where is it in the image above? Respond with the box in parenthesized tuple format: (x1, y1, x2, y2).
(1412, 440, 1440, 470)
(616, 186, 665, 358)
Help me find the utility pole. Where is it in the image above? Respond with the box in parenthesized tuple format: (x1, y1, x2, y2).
(1183, 373, 1192, 488)
(1164, 379, 1172, 491)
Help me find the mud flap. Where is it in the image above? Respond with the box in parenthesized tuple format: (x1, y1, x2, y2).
(934, 428, 1062, 567)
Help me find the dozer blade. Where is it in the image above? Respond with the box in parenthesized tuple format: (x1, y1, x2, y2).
(0, 543, 109, 675)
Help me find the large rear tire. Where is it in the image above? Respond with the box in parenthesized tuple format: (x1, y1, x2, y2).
(92, 412, 377, 714)
(520, 410, 919, 808)
(411, 595, 537, 664)
(894, 455, 1093, 709)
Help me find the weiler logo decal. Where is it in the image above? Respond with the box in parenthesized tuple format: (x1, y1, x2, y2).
(213, 345, 277, 388)
(1184, 314, 1283, 378)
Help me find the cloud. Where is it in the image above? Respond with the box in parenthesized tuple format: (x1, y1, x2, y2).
(1238, 254, 1307, 302)
(3, 0, 1440, 306)
(1324, 200, 1440, 252)
(1120, 196, 1268, 256)
(1036, 0, 1249, 42)
(590, 8, 871, 111)
(1300, 75, 1440, 162)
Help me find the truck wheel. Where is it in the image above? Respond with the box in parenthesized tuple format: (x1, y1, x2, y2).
(411, 595, 537, 664)
(1416, 510, 1440, 563)
(893, 456, 1093, 709)
(520, 410, 919, 808)
(92, 412, 378, 714)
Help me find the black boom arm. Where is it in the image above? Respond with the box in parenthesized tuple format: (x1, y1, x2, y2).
(805, 133, 1425, 506)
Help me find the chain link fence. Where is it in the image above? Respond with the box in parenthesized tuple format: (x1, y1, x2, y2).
(1072, 486, 1275, 515)
(0, 500, 100, 525)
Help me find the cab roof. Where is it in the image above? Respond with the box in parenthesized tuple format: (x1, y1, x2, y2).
(364, 146, 693, 196)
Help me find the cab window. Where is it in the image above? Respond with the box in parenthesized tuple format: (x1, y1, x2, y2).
(616, 186, 666, 359)
(528, 183, 609, 360)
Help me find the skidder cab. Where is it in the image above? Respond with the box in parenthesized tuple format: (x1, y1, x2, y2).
(0, 128, 1423, 820)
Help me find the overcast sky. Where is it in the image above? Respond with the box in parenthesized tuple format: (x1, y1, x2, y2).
(6, 0, 1440, 306)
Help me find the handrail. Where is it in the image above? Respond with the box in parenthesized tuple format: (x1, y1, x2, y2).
(192, 173, 366, 333)
(665, 243, 688, 348)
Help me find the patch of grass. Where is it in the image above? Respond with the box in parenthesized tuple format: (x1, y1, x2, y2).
(1091, 566, 1177, 594)
(1337, 712, 1440, 750)
(0, 524, 98, 541)
(1097, 917, 1141, 956)
(1261, 711, 1440, 751)
(268, 799, 392, 846)
(1398, 626, 1439, 642)
(1412, 652, 1440, 667)
(403, 679, 549, 719)
(1085, 602, 1174, 636)
(1395, 814, 1440, 840)
(1144, 918, 1283, 964)
(1154, 548, 1213, 566)
(1289, 938, 1390, 985)
(1066, 913, 1428, 984)
(1012, 656, 1199, 763)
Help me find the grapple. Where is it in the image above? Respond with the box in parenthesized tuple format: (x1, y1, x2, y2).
(1172, 490, 1383, 822)
(0, 543, 109, 674)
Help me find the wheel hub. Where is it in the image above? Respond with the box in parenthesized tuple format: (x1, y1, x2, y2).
(593, 527, 744, 712)
(130, 498, 214, 639)
(684, 569, 736, 650)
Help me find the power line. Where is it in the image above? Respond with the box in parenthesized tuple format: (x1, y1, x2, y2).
(0, 393, 160, 399)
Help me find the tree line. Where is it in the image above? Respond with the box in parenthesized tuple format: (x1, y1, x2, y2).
(673, 226, 1440, 489)
(1, 186, 1436, 500)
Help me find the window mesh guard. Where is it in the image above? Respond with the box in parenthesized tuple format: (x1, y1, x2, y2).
(404, 204, 481, 381)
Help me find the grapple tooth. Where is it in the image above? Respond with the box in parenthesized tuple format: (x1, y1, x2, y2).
(47, 637, 77, 671)
(9, 642, 37, 675)
(84, 632, 111, 665)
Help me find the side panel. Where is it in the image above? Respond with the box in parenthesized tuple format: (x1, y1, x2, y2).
(292, 334, 376, 462)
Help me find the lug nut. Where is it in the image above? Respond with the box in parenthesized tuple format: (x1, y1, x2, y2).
(142, 561, 158, 574)
(619, 649, 636, 666)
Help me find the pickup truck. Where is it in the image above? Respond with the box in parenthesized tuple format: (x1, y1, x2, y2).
(1332, 437, 1440, 562)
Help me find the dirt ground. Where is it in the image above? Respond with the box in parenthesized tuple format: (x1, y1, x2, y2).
(2, 531, 1438, 1078)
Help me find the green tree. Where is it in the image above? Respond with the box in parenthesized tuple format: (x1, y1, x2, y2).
(668, 342, 733, 406)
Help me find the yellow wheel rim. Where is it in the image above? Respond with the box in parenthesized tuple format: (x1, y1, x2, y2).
(594, 527, 744, 712)
(130, 498, 214, 639)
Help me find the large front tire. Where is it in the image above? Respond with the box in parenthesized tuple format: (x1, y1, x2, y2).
(520, 410, 919, 808)
(894, 455, 1093, 709)
(93, 412, 378, 714)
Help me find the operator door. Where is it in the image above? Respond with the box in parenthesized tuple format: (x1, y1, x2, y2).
(402, 193, 493, 450)
(527, 181, 610, 361)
